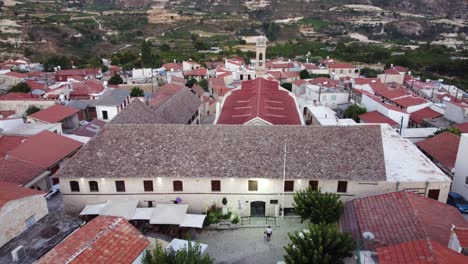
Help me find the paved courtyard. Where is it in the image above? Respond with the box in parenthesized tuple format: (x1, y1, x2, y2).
(192, 217, 309, 264)
(47, 192, 64, 213)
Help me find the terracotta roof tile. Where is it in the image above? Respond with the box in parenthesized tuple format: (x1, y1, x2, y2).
(353, 78, 381, 85)
(0, 181, 44, 208)
(328, 63, 355, 69)
(0, 157, 46, 185)
(358, 111, 398, 127)
(217, 78, 302, 125)
(368, 82, 389, 94)
(453, 123, 468, 133)
(28, 105, 80, 123)
(0, 92, 41, 101)
(0, 135, 26, 157)
(410, 107, 442, 125)
(7, 130, 82, 169)
(4, 71, 28, 78)
(378, 89, 408, 100)
(184, 68, 208, 76)
(73, 119, 107, 137)
(392, 96, 428, 108)
(416, 132, 460, 170)
(36, 216, 149, 264)
(454, 228, 468, 248)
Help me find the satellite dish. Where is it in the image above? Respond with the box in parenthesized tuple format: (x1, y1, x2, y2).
(362, 231, 375, 241)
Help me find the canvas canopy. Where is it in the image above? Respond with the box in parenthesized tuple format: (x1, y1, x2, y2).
(98, 200, 138, 220)
(166, 239, 208, 255)
(180, 214, 206, 228)
(79, 202, 107, 215)
(131, 208, 154, 220)
(150, 204, 188, 225)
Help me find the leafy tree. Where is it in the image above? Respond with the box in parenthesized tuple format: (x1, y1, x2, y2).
(198, 79, 208, 92)
(143, 242, 214, 264)
(186, 78, 197, 88)
(25, 105, 41, 116)
(281, 83, 293, 92)
(141, 40, 153, 68)
(433, 127, 461, 137)
(284, 224, 354, 264)
(344, 104, 367, 122)
(299, 69, 310, 79)
(130, 87, 144, 97)
(360, 68, 380, 78)
(43, 55, 72, 72)
(108, 74, 123, 85)
(8, 82, 31, 93)
(160, 43, 171, 52)
(293, 187, 344, 224)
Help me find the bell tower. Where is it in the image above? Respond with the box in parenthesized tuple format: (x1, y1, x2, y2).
(255, 35, 267, 76)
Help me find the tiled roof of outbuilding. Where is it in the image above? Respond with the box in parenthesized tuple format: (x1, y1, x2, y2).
(416, 132, 460, 170)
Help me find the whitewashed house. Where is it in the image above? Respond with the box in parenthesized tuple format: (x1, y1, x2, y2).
(95, 89, 130, 121)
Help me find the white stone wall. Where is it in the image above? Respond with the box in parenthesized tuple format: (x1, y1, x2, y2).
(0, 100, 56, 116)
(96, 105, 118, 121)
(378, 73, 404, 84)
(0, 195, 48, 247)
(61, 177, 451, 216)
(452, 134, 468, 198)
(444, 102, 468, 124)
(362, 94, 410, 128)
(328, 68, 359, 80)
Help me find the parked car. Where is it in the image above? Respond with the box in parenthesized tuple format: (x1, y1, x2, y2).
(447, 192, 468, 214)
(45, 184, 60, 200)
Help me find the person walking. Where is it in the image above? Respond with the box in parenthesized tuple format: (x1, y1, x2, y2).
(265, 226, 273, 241)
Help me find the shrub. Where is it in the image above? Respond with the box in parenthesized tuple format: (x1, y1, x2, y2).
(293, 187, 344, 224)
(231, 215, 240, 224)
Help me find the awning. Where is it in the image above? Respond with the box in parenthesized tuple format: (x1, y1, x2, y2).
(79, 202, 107, 216)
(166, 239, 208, 255)
(131, 208, 153, 220)
(99, 200, 138, 220)
(150, 204, 188, 225)
(180, 214, 206, 228)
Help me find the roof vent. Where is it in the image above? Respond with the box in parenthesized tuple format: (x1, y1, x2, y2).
(11, 246, 26, 262)
(363, 231, 375, 241)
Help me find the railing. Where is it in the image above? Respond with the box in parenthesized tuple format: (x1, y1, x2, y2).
(240, 216, 277, 226)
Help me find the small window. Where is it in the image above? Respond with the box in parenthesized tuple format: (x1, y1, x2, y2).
(284, 181, 294, 192)
(70, 181, 80, 192)
(89, 181, 99, 192)
(102, 111, 108, 120)
(309, 180, 319, 191)
(465, 176, 468, 185)
(148, 201, 154, 208)
(337, 181, 348, 193)
(211, 180, 221, 192)
(331, 95, 337, 101)
(428, 189, 440, 200)
(143, 180, 154, 192)
(173, 180, 183, 191)
(270, 200, 278, 204)
(115, 181, 126, 192)
(248, 180, 258, 191)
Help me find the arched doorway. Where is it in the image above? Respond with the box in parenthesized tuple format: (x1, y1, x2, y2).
(250, 201, 265, 217)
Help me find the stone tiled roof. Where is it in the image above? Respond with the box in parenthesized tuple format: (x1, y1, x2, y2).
(151, 88, 201, 124)
(57, 125, 386, 181)
(111, 99, 168, 125)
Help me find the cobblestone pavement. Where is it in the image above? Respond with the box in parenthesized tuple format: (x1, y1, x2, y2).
(192, 217, 309, 264)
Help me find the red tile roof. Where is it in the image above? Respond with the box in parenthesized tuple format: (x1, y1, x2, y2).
(358, 111, 398, 127)
(378, 89, 408, 100)
(0, 110, 16, 118)
(308, 77, 339, 88)
(454, 228, 468, 248)
(410, 107, 442, 125)
(392, 96, 428, 108)
(26, 80, 46, 91)
(292, 79, 307, 87)
(162, 62, 183, 71)
(70, 79, 105, 99)
(184, 68, 208, 76)
(393, 66, 409, 73)
(0, 135, 26, 157)
(377, 240, 468, 264)
(368, 82, 389, 94)
(362, 93, 407, 113)
(353, 78, 381, 85)
(149, 83, 184, 107)
(0, 181, 44, 208)
(0, 92, 41, 101)
(0, 157, 46, 186)
(328, 63, 355, 69)
(454, 123, 468, 133)
(37, 216, 150, 264)
(416, 132, 460, 170)
(266, 61, 294, 69)
(341, 192, 468, 248)
(28, 105, 80, 123)
(217, 78, 301, 125)
(55, 68, 100, 76)
(301, 63, 320, 70)
(7, 130, 82, 169)
(384, 68, 402, 75)
(4, 71, 28, 78)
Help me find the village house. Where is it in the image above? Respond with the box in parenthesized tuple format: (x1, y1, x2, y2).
(294, 77, 350, 110)
(215, 78, 303, 125)
(327, 63, 359, 80)
(57, 124, 450, 217)
(36, 216, 149, 264)
(416, 132, 461, 176)
(0, 71, 28, 86)
(378, 65, 408, 84)
(0, 92, 55, 116)
(340, 191, 468, 263)
(54, 68, 101, 82)
(409, 107, 443, 127)
(182, 60, 201, 72)
(359, 91, 411, 128)
(303, 106, 356, 126)
(69, 79, 105, 100)
(184, 68, 209, 82)
(445, 101, 468, 124)
(66, 100, 97, 121)
(27, 104, 80, 132)
(95, 88, 130, 121)
(451, 134, 468, 203)
(0, 181, 48, 248)
(358, 110, 399, 128)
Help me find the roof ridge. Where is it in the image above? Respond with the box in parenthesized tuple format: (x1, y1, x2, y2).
(64, 217, 124, 264)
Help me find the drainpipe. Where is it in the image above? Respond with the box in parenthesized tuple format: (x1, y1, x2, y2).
(281, 143, 287, 220)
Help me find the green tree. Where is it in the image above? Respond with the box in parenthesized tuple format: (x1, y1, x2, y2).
(344, 104, 367, 122)
(284, 224, 354, 264)
(198, 79, 208, 92)
(281, 83, 293, 92)
(25, 105, 41, 116)
(108, 74, 123, 85)
(141, 40, 153, 68)
(130, 87, 144, 97)
(8, 82, 31, 93)
(360, 68, 380, 78)
(43, 55, 72, 72)
(160, 43, 171, 52)
(299, 69, 310, 79)
(433, 127, 461, 137)
(293, 187, 344, 224)
(143, 242, 214, 264)
(186, 78, 198, 88)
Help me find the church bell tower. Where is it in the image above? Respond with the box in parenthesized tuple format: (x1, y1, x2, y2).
(255, 35, 267, 77)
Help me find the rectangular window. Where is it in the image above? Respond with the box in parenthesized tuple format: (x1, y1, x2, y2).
(211, 180, 221, 192)
(337, 181, 348, 193)
(309, 180, 319, 191)
(284, 180, 294, 192)
(270, 200, 278, 204)
(331, 95, 337, 101)
(248, 180, 258, 191)
(148, 201, 154, 208)
(70, 181, 80, 192)
(115, 181, 126, 192)
(428, 189, 440, 200)
(143, 180, 154, 192)
(173, 181, 183, 191)
(102, 111, 108, 120)
(89, 181, 99, 192)
(465, 176, 468, 185)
